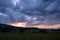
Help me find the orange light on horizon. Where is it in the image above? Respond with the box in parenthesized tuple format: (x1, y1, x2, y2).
(11, 22, 27, 28)
(11, 22, 60, 29)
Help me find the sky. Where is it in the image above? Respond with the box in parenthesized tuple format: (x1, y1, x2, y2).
(0, 0, 60, 29)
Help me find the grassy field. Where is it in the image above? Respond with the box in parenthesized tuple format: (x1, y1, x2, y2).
(0, 31, 60, 40)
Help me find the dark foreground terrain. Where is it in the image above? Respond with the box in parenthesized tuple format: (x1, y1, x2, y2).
(0, 31, 60, 40)
(0, 24, 60, 40)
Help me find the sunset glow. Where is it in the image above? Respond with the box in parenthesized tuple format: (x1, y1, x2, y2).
(11, 22, 27, 28)
(11, 22, 60, 29)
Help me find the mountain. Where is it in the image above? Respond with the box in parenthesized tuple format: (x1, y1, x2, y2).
(0, 24, 60, 32)
(0, 24, 46, 32)
(0, 24, 19, 32)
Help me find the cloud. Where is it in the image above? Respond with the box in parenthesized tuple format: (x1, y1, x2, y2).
(0, 12, 7, 16)
(0, 0, 60, 27)
(12, 0, 20, 6)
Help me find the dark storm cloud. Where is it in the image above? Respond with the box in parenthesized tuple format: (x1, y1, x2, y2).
(20, 0, 60, 26)
(0, 0, 60, 26)
(0, 0, 26, 24)
(0, 0, 13, 24)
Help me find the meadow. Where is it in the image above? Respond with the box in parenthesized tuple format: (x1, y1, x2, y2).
(0, 31, 60, 40)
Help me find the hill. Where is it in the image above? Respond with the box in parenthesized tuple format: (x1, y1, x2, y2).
(0, 23, 60, 33)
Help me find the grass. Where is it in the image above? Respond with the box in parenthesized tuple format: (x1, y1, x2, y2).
(0, 31, 60, 40)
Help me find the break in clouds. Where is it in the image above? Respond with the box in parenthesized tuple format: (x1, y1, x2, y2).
(0, 0, 60, 26)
